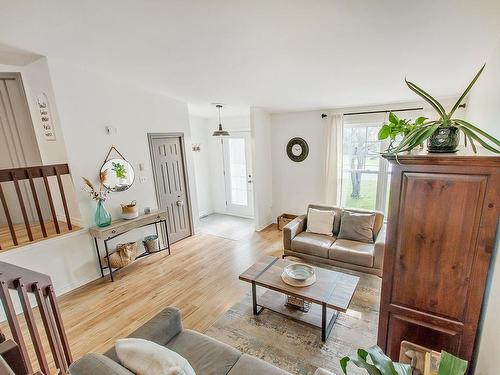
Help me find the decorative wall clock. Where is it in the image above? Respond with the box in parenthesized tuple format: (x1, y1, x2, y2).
(286, 137, 309, 162)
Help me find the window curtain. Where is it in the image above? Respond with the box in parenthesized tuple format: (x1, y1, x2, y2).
(324, 114, 344, 206)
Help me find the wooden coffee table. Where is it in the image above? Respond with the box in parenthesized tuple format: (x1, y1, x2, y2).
(239, 256, 359, 341)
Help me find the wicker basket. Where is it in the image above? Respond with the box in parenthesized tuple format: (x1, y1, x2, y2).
(143, 235, 159, 253)
(104, 242, 138, 269)
(277, 213, 298, 231)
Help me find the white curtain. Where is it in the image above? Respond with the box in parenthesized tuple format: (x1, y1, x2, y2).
(324, 114, 344, 206)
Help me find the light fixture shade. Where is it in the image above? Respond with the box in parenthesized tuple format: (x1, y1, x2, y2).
(212, 104, 230, 136)
(212, 123, 229, 137)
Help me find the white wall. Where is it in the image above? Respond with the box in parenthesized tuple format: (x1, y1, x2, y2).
(270, 110, 328, 218)
(250, 108, 273, 230)
(189, 116, 213, 218)
(465, 38, 500, 375)
(0, 56, 200, 296)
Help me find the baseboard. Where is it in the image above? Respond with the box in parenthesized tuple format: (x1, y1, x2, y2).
(255, 219, 275, 232)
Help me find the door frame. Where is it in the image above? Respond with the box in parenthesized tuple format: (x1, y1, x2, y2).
(147, 132, 194, 239)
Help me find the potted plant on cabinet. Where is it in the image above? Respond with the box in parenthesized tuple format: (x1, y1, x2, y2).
(378, 65, 500, 154)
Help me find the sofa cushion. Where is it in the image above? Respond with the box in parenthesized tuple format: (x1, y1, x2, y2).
(345, 208, 384, 239)
(228, 354, 290, 375)
(329, 239, 374, 267)
(166, 329, 241, 375)
(291, 232, 335, 258)
(116, 338, 196, 375)
(337, 211, 376, 243)
(69, 353, 135, 375)
(307, 204, 343, 235)
(306, 208, 335, 236)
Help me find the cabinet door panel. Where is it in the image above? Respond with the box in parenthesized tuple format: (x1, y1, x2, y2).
(386, 313, 461, 359)
(392, 173, 486, 320)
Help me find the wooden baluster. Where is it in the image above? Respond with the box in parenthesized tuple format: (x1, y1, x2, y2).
(47, 285, 73, 365)
(41, 170, 60, 234)
(33, 282, 67, 374)
(54, 166, 72, 231)
(0, 184, 18, 247)
(27, 169, 47, 238)
(0, 279, 33, 373)
(11, 171, 33, 242)
(15, 279, 50, 375)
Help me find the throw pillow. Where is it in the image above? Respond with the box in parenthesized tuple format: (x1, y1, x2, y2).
(115, 338, 196, 375)
(337, 211, 376, 243)
(306, 208, 335, 236)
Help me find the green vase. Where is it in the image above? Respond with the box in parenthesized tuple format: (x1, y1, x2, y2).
(95, 200, 112, 227)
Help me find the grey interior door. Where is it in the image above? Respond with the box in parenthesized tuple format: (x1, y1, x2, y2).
(149, 134, 192, 243)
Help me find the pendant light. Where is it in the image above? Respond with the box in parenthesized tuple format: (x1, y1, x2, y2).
(212, 104, 229, 137)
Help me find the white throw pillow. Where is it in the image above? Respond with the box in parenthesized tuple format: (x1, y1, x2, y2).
(115, 338, 196, 375)
(306, 208, 335, 236)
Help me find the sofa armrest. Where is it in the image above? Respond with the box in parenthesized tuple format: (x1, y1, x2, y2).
(283, 215, 306, 250)
(104, 307, 182, 361)
(373, 225, 386, 270)
(69, 353, 134, 375)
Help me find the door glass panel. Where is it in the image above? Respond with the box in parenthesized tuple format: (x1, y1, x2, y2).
(228, 138, 247, 205)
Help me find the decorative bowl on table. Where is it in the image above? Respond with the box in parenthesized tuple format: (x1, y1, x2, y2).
(281, 263, 316, 287)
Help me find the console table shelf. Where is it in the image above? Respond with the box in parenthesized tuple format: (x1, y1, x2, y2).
(89, 210, 170, 281)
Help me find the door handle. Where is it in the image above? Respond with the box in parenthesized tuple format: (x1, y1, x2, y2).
(248, 180, 253, 183)
(176, 200, 184, 206)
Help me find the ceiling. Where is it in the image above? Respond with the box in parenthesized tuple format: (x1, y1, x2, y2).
(1, 0, 499, 117)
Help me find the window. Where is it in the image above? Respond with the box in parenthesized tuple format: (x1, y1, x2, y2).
(340, 110, 423, 213)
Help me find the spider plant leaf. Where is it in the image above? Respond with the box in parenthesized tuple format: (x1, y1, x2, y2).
(460, 126, 500, 153)
(405, 79, 448, 120)
(453, 119, 500, 146)
(391, 123, 437, 153)
(448, 64, 485, 118)
(467, 134, 477, 153)
(407, 124, 440, 150)
(437, 351, 468, 375)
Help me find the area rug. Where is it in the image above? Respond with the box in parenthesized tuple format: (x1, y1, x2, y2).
(205, 267, 380, 375)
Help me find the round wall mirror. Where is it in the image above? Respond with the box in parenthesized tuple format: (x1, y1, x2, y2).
(100, 158, 135, 192)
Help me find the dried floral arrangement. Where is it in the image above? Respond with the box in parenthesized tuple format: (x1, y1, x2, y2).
(82, 170, 110, 201)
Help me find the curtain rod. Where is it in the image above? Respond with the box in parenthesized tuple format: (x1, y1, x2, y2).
(343, 107, 423, 116)
(321, 103, 466, 118)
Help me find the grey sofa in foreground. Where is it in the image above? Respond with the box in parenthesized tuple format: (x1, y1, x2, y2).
(283, 204, 385, 277)
(69, 307, 334, 375)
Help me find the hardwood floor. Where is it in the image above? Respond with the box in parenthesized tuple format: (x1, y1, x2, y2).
(1, 224, 283, 372)
(0, 220, 79, 251)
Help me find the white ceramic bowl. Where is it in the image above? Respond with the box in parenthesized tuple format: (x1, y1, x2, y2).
(283, 263, 315, 281)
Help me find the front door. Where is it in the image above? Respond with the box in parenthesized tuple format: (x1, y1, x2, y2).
(222, 131, 254, 218)
(149, 134, 192, 243)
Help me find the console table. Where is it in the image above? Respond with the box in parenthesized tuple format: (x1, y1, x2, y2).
(89, 210, 170, 281)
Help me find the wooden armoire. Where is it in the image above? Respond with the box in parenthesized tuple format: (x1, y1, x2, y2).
(378, 149, 499, 372)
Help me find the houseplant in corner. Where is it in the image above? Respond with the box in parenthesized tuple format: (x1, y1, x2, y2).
(82, 170, 112, 227)
(379, 65, 500, 154)
(340, 345, 468, 375)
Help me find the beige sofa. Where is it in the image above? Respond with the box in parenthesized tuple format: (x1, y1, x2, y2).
(283, 204, 385, 277)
